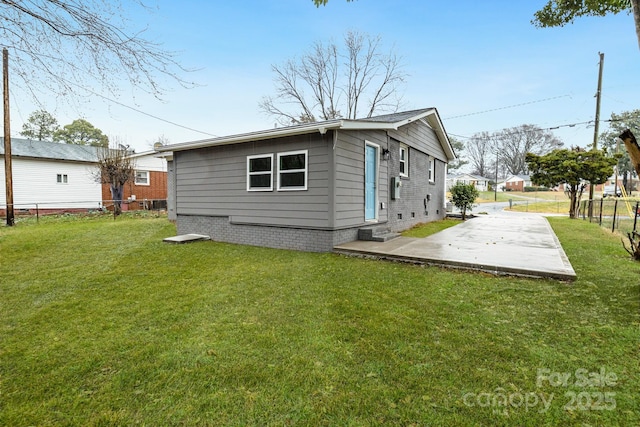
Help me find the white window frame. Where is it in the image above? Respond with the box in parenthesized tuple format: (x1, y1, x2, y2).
(56, 173, 68, 184)
(429, 157, 436, 183)
(247, 154, 274, 192)
(277, 149, 308, 191)
(399, 144, 409, 177)
(135, 170, 150, 186)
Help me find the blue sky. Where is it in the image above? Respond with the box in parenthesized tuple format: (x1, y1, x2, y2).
(11, 1, 640, 153)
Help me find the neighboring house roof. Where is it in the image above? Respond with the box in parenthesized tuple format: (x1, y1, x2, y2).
(0, 137, 101, 163)
(0, 138, 158, 166)
(157, 108, 456, 161)
(506, 174, 531, 182)
(127, 150, 161, 160)
(447, 173, 491, 182)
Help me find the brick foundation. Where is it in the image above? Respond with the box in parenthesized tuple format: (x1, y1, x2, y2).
(177, 215, 360, 252)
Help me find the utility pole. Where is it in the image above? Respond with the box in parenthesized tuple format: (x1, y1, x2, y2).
(588, 52, 604, 219)
(592, 52, 604, 150)
(3, 47, 14, 226)
(494, 150, 498, 201)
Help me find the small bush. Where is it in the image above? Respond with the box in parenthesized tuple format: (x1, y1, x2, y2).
(449, 182, 479, 220)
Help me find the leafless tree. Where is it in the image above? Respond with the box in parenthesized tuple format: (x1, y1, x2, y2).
(494, 124, 563, 176)
(466, 132, 495, 177)
(0, 0, 192, 103)
(96, 140, 135, 215)
(465, 125, 563, 178)
(260, 31, 406, 125)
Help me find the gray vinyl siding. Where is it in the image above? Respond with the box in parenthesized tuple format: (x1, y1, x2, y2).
(388, 119, 447, 163)
(334, 129, 389, 228)
(167, 159, 176, 220)
(386, 120, 447, 231)
(175, 133, 331, 228)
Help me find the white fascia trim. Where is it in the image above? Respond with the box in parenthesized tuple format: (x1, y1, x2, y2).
(154, 152, 173, 161)
(423, 109, 456, 162)
(127, 150, 157, 159)
(339, 121, 398, 131)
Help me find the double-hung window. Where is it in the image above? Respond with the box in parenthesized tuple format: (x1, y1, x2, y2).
(56, 174, 68, 184)
(277, 150, 307, 191)
(247, 154, 273, 191)
(428, 157, 436, 183)
(135, 170, 150, 185)
(399, 144, 408, 177)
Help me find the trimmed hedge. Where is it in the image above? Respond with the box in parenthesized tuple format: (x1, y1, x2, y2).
(524, 186, 550, 192)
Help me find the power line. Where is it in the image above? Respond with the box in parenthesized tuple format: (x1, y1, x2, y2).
(70, 84, 218, 138)
(17, 57, 218, 138)
(443, 95, 572, 120)
(448, 116, 639, 141)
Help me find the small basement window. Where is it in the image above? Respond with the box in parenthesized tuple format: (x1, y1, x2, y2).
(135, 170, 149, 185)
(56, 174, 68, 184)
(278, 150, 307, 191)
(247, 154, 273, 191)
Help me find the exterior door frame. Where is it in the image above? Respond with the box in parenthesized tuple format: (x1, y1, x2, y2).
(364, 140, 379, 222)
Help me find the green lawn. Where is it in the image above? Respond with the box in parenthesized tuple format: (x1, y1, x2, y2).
(401, 218, 461, 238)
(1, 214, 638, 426)
(476, 191, 565, 203)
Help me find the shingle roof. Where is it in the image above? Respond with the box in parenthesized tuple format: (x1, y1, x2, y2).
(158, 107, 455, 161)
(0, 138, 100, 163)
(356, 108, 434, 123)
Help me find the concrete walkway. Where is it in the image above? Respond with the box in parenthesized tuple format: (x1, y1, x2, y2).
(334, 212, 576, 281)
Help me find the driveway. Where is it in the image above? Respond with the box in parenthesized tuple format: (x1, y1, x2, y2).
(334, 211, 576, 281)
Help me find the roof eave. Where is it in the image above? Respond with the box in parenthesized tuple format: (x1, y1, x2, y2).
(423, 109, 456, 161)
(339, 121, 398, 131)
(157, 120, 344, 153)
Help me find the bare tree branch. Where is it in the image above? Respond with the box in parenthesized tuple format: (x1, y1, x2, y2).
(0, 0, 194, 102)
(466, 132, 495, 177)
(466, 125, 563, 177)
(95, 139, 135, 215)
(260, 30, 405, 124)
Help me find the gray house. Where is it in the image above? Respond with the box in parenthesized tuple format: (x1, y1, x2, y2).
(158, 108, 455, 252)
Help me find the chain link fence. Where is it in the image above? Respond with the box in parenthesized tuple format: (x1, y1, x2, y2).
(1, 199, 167, 222)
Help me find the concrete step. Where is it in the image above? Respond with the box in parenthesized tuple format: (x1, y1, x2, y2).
(369, 232, 401, 242)
(358, 226, 400, 242)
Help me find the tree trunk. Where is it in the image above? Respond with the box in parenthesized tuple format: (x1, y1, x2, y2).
(619, 129, 640, 177)
(568, 188, 578, 219)
(632, 0, 640, 51)
(110, 184, 123, 216)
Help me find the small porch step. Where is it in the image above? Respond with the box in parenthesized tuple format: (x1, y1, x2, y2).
(358, 226, 400, 242)
(163, 234, 210, 244)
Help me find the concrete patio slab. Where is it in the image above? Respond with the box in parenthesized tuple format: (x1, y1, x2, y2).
(334, 213, 576, 281)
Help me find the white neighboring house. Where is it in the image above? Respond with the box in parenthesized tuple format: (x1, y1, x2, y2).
(1, 138, 168, 213)
(1, 138, 102, 211)
(446, 173, 491, 192)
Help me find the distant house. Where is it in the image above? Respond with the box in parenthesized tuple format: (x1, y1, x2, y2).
(446, 173, 491, 192)
(1, 138, 102, 213)
(158, 108, 456, 252)
(504, 174, 532, 192)
(1, 138, 167, 214)
(101, 151, 168, 211)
